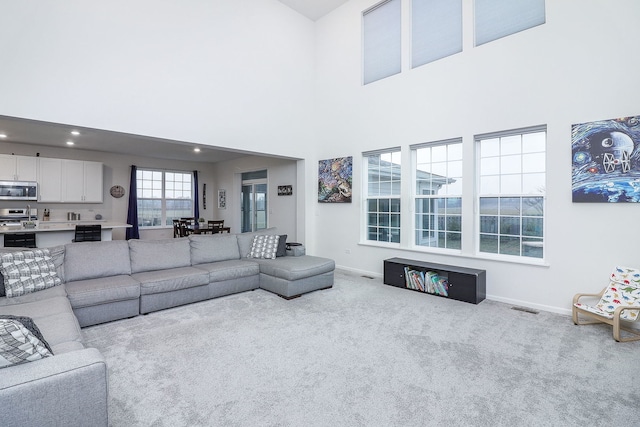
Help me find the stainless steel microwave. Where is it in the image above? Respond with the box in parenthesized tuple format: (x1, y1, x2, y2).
(0, 181, 38, 200)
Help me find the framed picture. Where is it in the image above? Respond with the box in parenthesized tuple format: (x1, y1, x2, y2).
(572, 115, 640, 202)
(278, 185, 293, 196)
(218, 189, 226, 209)
(318, 156, 352, 203)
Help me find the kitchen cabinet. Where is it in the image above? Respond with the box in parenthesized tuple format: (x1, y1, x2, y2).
(0, 154, 38, 181)
(38, 158, 103, 203)
(62, 160, 103, 203)
(38, 158, 63, 202)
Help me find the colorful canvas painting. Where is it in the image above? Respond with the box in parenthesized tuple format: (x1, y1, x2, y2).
(318, 156, 352, 203)
(572, 115, 640, 202)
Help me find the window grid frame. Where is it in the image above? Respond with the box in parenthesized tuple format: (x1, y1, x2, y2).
(413, 140, 463, 251)
(137, 169, 194, 228)
(476, 127, 546, 260)
(364, 149, 402, 244)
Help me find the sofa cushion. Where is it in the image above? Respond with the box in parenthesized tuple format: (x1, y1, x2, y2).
(0, 285, 67, 308)
(248, 235, 280, 259)
(194, 259, 260, 282)
(133, 266, 209, 295)
(0, 296, 82, 349)
(189, 234, 240, 265)
(65, 275, 141, 309)
(253, 256, 336, 281)
(0, 249, 62, 298)
(64, 241, 131, 282)
(129, 238, 191, 273)
(0, 317, 53, 368)
(237, 227, 279, 258)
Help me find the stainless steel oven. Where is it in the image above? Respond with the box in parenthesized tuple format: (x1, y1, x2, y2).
(0, 181, 38, 201)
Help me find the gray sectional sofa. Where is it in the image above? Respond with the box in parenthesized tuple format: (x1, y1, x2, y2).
(0, 228, 334, 427)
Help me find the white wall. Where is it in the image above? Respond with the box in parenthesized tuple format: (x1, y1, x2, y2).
(0, 0, 316, 159)
(211, 155, 299, 241)
(310, 0, 640, 314)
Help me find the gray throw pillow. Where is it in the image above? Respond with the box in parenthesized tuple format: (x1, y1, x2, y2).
(276, 234, 287, 257)
(0, 316, 53, 368)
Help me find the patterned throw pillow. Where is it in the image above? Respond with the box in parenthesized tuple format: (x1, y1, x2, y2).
(248, 235, 280, 259)
(0, 249, 62, 298)
(0, 317, 53, 369)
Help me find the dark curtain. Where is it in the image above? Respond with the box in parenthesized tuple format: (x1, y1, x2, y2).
(193, 170, 200, 220)
(126, 165, 140, 240)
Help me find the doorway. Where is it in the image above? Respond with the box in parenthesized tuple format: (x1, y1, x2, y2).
(241, 170, 268, 233)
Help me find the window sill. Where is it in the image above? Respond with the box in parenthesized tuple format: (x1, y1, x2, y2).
(358, 241, 550, 267)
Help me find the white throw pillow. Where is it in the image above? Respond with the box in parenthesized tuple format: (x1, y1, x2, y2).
(247, 235, 280, 259)
(0, 249, 62, 298)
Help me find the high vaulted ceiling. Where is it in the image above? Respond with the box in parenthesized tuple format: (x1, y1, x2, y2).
(277, 0, 350, 21)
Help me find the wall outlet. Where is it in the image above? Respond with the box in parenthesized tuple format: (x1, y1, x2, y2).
(345, 249, 351, 254)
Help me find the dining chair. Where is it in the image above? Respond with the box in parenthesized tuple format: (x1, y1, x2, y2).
(207, 220, 225, 233)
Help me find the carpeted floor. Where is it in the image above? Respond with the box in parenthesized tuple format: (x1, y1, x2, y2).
(82, 270, 640, 426)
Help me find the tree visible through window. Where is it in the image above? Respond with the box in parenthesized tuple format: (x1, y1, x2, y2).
(137, 169, 193, 227)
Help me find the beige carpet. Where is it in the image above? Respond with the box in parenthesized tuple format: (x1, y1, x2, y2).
(82, 270, 640, 426)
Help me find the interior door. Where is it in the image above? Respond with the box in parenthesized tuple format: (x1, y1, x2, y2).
(241, 181, 267, 233)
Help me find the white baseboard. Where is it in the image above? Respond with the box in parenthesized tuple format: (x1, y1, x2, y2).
(487, 294, 572, 316)
(335, 265, 572, 316)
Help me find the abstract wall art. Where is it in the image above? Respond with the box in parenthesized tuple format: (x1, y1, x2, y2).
(572, 115, 640, 202)
(318, 156, 353, 203)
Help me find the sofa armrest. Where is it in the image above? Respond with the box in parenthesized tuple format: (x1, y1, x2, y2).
(0, 348, 108, 427)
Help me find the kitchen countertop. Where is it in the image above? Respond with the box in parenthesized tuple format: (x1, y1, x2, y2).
(0, 221, 131, 234)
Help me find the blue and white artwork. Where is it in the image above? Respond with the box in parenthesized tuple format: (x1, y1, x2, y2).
(572, 115, 640, 202)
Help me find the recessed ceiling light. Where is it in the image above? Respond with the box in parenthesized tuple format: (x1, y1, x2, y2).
(194, 148, 201, 152)
(66, 141, 75, 146)
(0, 133, 6, 138)
(71, 130, 80, 136)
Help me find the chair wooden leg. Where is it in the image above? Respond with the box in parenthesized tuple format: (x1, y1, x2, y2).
(613, 317, 640, 342)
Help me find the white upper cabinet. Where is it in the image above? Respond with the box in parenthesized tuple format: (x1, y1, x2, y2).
(62, 160, 103, 203)
(38, 157, 103, 203)
(38, 158, 63, 202)
(0, 154, 37, 181)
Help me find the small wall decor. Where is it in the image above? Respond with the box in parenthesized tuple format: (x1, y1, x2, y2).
(318, 156, 352, 203)
(278, 185, 293, 196)
(572, 115, 640, 202)
(203, 183, 207, 209)
(110, 185, 125, 198)
(218, 189, 226, 209)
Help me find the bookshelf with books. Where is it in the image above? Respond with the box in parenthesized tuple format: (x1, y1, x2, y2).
(383, 258, 486, 304)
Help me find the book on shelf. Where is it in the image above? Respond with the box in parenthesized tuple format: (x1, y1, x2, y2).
(404, 267, 449, 296)
(404, 267, 425, 291)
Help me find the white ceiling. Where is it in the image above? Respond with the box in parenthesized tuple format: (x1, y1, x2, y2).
(0, 115, 256, 164)
(277, 0, 350, 21)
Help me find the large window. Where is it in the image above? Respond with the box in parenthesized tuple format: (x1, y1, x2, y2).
(413, 140, 463, 249)
(475, 0, 545, 46)
(137, 169, 193, 228)
(363, 0, 401, 85)
(411, 0, 462, 68)
(477, 128, 546, 259)
(365, 149, 401, 243)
